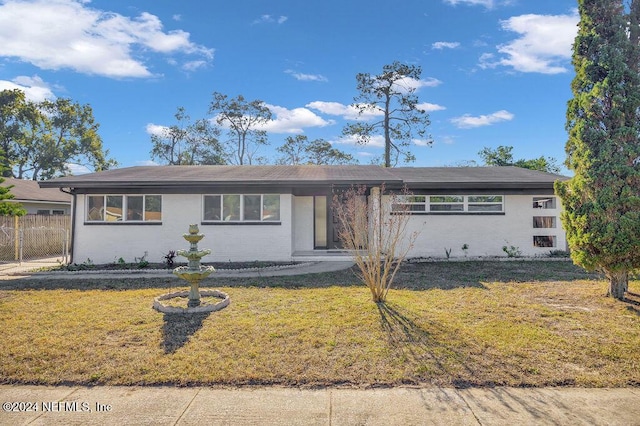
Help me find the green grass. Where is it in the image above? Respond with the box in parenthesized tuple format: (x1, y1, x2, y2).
(1, 261, 639, 388)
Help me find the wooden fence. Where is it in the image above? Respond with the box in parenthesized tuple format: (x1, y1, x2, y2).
(0, 215, 71, 263)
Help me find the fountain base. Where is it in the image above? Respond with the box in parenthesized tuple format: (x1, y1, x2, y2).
(153, 289, 230, 314)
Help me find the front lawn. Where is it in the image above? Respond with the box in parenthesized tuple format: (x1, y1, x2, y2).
(1, 261, 638, 387)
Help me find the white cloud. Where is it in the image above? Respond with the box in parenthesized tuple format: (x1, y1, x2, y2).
(450, 110, 514, 128)
(416, 102, 446, 112)
(306, 101, 382, 120)
(135, 160, 159, 166)
(0, 0, 214, 78)
(172, 14, 182, 22)
(439, 135, 456, 145)
(413, 139, 433, 147)
(285, 70, 328, 82)
(259, 104, 334, 134)
(432, 41, 460, 50)
(335, 134, 385, 148)
(0, 75, 55, 102)
(145, 123, 169, 136)
(480, 11, 579, 74)
(391, 76, 442, 94)
(443, 0, 495, 8)
(182, 60, 208, 72)
(253, 14, 288, 25)
(66, 163, 91, 175)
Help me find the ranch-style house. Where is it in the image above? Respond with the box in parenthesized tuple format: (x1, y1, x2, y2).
(39, 165, 567, 264)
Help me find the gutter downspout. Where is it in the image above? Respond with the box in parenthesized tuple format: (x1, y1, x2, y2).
(59, 187, 76, 265)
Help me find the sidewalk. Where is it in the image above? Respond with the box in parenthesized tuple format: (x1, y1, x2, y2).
(1, 385, 638, 425)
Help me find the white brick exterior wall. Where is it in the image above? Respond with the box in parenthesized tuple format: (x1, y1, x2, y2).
(73, 193, 293, 264)
(71, 192, 565, 263)
(401, 194, 565, 259)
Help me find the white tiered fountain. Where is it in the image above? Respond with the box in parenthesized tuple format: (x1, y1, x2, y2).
(153, 225, 230, 314)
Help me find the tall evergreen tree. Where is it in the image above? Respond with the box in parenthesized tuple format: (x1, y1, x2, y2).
(342, 61, 432, 167)
(555, 0, 640, 299)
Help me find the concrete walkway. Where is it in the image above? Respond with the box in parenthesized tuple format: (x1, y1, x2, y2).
(0, 260, 356, 280)
(0, 385, 638, 425)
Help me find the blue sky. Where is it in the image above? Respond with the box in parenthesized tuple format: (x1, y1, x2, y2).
(0, 0, 579, 174)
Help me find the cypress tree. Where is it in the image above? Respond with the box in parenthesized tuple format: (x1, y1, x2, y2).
(556, 0, 640, 299)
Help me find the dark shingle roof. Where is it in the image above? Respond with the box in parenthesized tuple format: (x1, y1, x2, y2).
(38, 165, 403, 188)
(3, 178, 71, 203)
(38, 165, 566, 190)
(390, 167, 567, 189)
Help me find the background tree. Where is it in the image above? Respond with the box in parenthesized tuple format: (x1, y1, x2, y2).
(209, 92, 272, 165)
(478, 145, 561, 173)
(342, 61, 432, 167)
(276, 135, 356, 165)
(0, 152, 25, 216)
(150, 107, 224, 165)
(555, 0, 640, 300)
(0, 89, 117, 180)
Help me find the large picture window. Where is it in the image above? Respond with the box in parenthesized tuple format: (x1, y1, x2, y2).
(203, 194, 280, 222)
(394, 195, 504, 214)
(86, 195, 162, 222)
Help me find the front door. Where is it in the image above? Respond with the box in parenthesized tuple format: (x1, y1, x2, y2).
(313, 196, 328, 249)
(313, 194, 343, 249)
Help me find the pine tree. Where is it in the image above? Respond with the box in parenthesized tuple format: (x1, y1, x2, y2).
(0, 151, 26, 216)
(555, 0, 640, 299)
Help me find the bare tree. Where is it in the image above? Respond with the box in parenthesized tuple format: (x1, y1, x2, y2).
(209, 92, 272, 165)
(150, 107, 224, 165)
(332, 184, 418, 303)
(276, 135, 356, 165)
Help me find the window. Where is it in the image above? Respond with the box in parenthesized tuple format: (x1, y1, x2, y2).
(430, 195, 464, 212)
(37, 209, 50, 216)
(533, 216, 556, 228)
(392, 195, 426, 212)
(533, 197, 556, 209)
(203, 194, 280, 222)
(468, 195, 503, 212)
(86, 195, 162, 222)
(534, 235, 556, 248)
(393, 195, 504, 213)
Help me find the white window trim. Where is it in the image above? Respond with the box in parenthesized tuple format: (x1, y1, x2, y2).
(202, 194, 281, 223)
(85, 194, 162, 223)
(394, 195, 504, 214)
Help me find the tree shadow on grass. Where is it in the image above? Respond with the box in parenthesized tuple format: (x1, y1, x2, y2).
(376, 302, 477, 386)
(376, 301, 547, 388)
(624, 292, 640, 316)
(161, 312, 210, 354)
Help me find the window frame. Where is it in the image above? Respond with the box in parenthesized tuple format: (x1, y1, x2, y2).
(533, 216, 556, 229)
(393, 195, 504, 214)
(85, 194, 162, 223)
(202, 194, 281, 224)
(533, 197, 557, 209)
(533, 235, 557, 248)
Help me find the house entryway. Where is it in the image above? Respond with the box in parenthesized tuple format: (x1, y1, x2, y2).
(313, 194, 345, 250)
